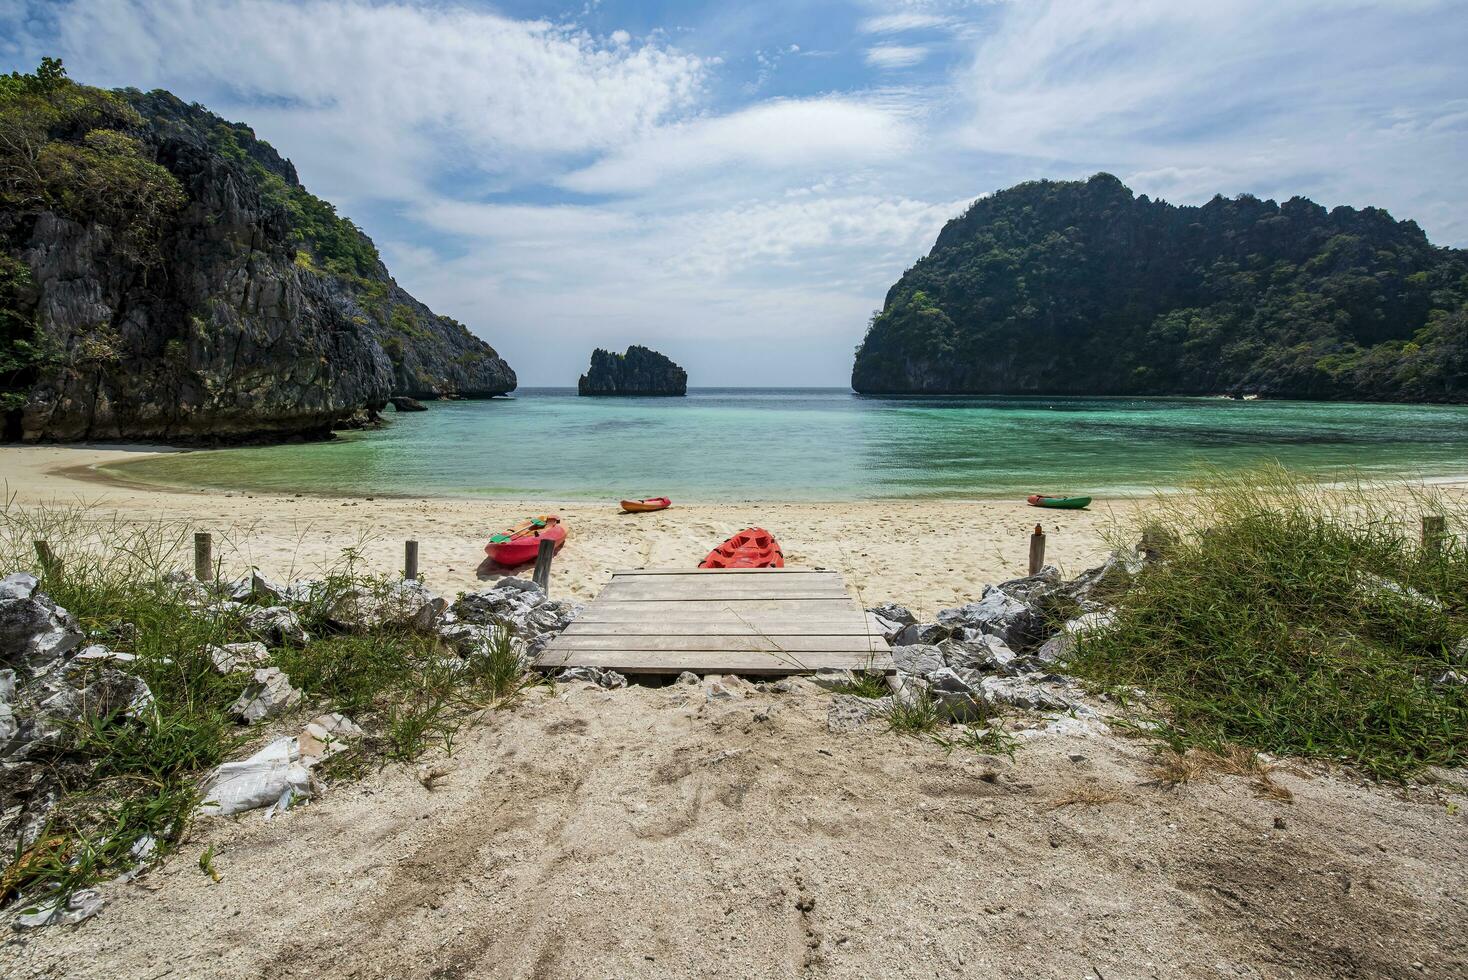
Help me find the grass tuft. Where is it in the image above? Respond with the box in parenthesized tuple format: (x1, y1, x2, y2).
(831, 670, 889, 699)
(885, 690, 942, 735)
(1069, 467, 1467, 780)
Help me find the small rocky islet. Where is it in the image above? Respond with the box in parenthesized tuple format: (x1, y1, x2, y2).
(577, 345, 688, 396)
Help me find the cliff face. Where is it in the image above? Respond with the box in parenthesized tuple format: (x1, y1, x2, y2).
(852, 174, 1468, 402)
(0, 65, 514, 443)
(578, 346, 687, 396)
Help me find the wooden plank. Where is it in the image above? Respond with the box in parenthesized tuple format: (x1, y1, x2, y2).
(548, 634, 889, 653)
(542, 564, 890, 675)
(563, 619, 877, 636)
(600, 572, 844, 591)
(598, 583, 850, 601)
(576, 599, 861, 619)
(535, 648, 894, 675)
(610, 568, 836, 576)
(608, 569, 841, 582)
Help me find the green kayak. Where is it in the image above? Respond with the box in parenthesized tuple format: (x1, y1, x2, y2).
(1027, 494, 1092, 509)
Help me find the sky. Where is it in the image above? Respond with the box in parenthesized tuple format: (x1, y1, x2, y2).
(3, 0, 1466, 387)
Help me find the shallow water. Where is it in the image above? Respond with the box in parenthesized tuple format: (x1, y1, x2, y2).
(104, 388, 1468, 501)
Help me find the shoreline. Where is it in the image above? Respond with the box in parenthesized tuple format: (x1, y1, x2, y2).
(0, 443, 1140, 613)
(18, 440, 1468, 507)
(4, 444, 1464, 614)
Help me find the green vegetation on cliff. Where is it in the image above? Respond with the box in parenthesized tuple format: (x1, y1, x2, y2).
(0, 59, 187, 416)
(852, 174, 1468, 402)
(200, 116, 381, 283)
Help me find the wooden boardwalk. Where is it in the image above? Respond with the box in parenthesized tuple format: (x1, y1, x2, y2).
(535, 568, 894, 676)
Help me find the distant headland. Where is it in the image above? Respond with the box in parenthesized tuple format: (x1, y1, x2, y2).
(852, 173, 1467, 403)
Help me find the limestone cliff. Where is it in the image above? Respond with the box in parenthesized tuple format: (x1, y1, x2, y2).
(852, 174, 1467, 402)
(578, 346, 687, 396)
(0, 63, 514, 443)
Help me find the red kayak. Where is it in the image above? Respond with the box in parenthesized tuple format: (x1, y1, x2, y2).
(621, 497, 672, 513)
(485, 515, 566, 566)
(699, 527, 784, 569)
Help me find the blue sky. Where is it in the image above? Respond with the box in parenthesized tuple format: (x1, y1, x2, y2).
(3, 0, 1467, 386)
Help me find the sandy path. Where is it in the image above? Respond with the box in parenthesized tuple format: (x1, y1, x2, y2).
(0, 445, 1154, 615)
(4, 681, 1465, 979)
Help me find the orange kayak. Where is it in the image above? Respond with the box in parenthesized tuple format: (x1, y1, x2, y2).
(621, 497, 672, 513)
(699, 527, 784, 569)
(485, 515, 565, 566)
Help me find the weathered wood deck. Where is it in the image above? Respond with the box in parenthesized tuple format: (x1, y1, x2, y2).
(535, 568, 894, 676)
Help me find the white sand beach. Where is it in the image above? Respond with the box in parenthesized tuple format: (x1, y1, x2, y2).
(0, 443, 1169, 614)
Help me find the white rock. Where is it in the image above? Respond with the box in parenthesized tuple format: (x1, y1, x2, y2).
(437, 622, 498, 656)
(0, 587, 84, 671)
(241, 606, 310, 646)
(207, 641, 270, 674)
(1356, 573, 1444, 612)
(0, 669, 15, 745)
(556, 666, 626, 689)
(809, 668, 855, 690)
(70, 645, 137, 665)
(12, 888, 104, 928)
(891, 644, 944, 678)
(0, 572, 39, 601)
(937, 590, 1031, 645)
(927, 667, 989, 722)
(247, 570, 287, 604)
(229, 667, 302, 724)
(827, 694, 891, 732)
(675, 670, 700, 685)
(887, 672, 930, 708)
(978, 675, 1075, 713)
(327, 581, 446, 632)
(893, 622, 950, 647)
(1036, 610, 1116, 663)
(705, 676, 748, 701)
(940, 635, 1020, 673)
(297, 713, 363, 763)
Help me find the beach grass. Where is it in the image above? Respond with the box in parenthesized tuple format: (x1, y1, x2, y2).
(0, 498, 527, 911)
(1067, 467, 1468, 780)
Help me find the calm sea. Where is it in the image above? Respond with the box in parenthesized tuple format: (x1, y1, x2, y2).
(103, 388, 1468, 501)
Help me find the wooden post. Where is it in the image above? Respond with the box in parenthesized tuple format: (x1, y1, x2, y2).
(1028, 523, 1046, 576)
(404, 540, 419, 581)
(33, 540, 59, 578)
(1422, 515, 1447, 558)
(194, 531, 213, 582)
(532, 538, 556, 594)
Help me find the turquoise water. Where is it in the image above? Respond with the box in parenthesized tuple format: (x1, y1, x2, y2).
(104, 388, 1468, 501)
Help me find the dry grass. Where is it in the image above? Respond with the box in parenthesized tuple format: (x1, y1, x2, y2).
(1148, 745, 1294, 802)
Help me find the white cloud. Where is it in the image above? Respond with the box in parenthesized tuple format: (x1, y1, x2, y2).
(953, 0, 1468, 243)
(413, 201, 636, 244)
(558, 97, 918, 194)
(864, 44, 929, 69)
(385, 191, 966, 384)
(8, 0, 1466, 387)
(30, 0, 705, 201)
(858, 12, 951, 34)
